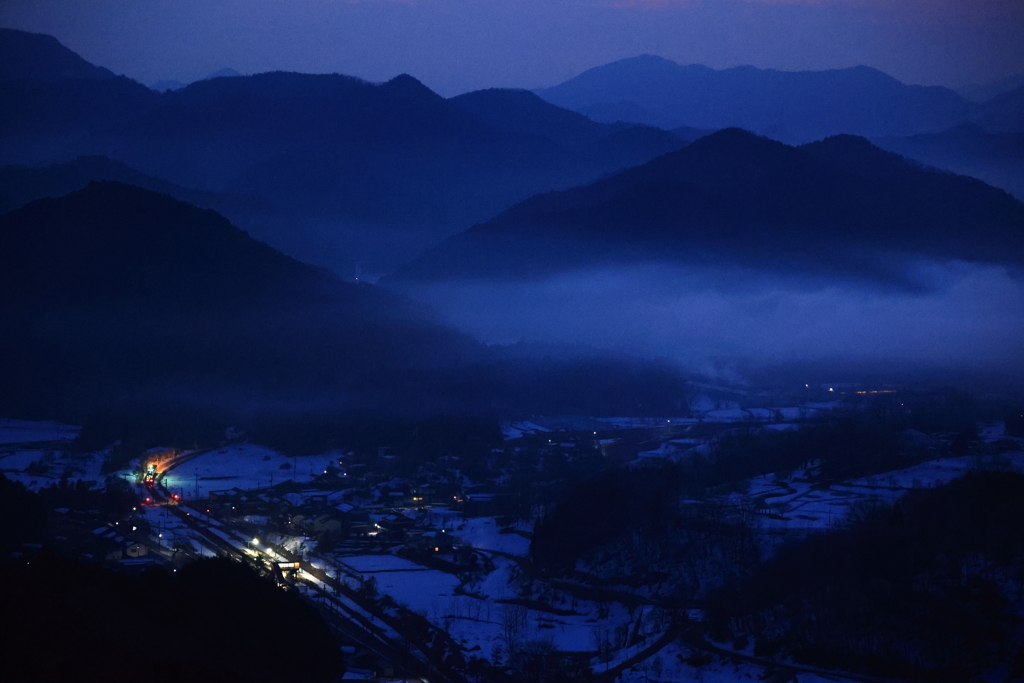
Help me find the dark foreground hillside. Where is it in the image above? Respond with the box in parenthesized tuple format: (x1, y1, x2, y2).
(708, 470, 1024, 681)
(0, 181, 483, 423)
(0, 551, 344, 683)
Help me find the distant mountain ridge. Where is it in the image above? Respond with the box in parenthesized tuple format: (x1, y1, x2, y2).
(972, 86, 1024, 134)
(0, 155, 274, 218)
(958, 74, 1024, 103)
(451, 88, 685, 147)
(392, 128, 1024, 283)
(0, 31, 689, 275)
(875, 124, 1024, 201)
(535, 55, 975, 143)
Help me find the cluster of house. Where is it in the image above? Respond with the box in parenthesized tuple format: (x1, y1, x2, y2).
(33, 506, 161, 573)
(201, 476, 483, 566)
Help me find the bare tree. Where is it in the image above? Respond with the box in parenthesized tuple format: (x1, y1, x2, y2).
(502, 603, 529, 657)
(592, 624, 614, 669)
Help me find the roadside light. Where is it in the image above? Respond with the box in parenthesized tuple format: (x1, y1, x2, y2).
(132, 526, 137, 531)
(252, 538, 259, 545)
(158, 534, 162, 538)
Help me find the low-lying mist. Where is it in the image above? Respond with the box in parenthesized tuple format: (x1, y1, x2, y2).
(398, 259, 1024, 386)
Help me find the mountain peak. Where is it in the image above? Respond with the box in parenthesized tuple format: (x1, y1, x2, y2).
(202, 67, 242, 80)
(676, 127, 789, 159)
(380, 73, 447, 104)
(616, 54, 681, 67)
(393, 127, 1024, 283)
(536, 57, 969, 140)
(800, 134, 916, 178)
(384, 72, 430, 91)
(0, 180, 315, 307)
(690, 126, 767, 145)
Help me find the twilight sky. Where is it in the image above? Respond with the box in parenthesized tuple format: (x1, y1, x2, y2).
(1, 0, 1022, 95)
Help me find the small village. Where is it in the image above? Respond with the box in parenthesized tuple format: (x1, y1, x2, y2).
(5, 383, 1023, 681)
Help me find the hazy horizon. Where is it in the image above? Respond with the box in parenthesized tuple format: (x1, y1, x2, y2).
(2, 0, 1022, 96)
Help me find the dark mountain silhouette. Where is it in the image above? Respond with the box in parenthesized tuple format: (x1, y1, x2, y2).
(0, 182, 484, 422)
(0, 31, 690, 275)
(392, 128, 1024, 283)
(876, 124, 1024, 200)
(0, 155, 274, 217)
(0, 182, 696, 429)
(958, 74, 1024, 104)
(0, 28, 114, 82)
(202, 67, 243, 80)
(451, 87, 637, 145)
(449, 88, 693, 168)
(535, 55, 973, 143)
(971, 85, 1024, 134)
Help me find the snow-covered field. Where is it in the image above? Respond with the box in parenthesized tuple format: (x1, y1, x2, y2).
(1, 446, 112, 490)
(501, 421, 551, 440)
(455, 516, 532, 556)
(338, 554, 424, 573)
(162, 444, 335, 498)
(0, 418, 99, 489)
(0, 418, 80, 444)
(321, 517, 625, 659)
(615, 642, 851, 683)
(745, 434, 1024, 534)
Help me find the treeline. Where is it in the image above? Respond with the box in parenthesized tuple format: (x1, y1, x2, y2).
(698, 390, 995, 489)
(0, 553, 345, 682)
(36, 475, 137, 517)
(530, 461, 760, 605)
(531, 408, 942, 572)
(0, 472, 47, 554)
(706, 471, 1024, 681)
(531, 464, 684, 572)
(528, 394, 1009, 602)
(707, 415, 909, 486)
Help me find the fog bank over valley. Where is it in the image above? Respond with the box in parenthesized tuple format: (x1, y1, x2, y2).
(399, 259, 1024, 384)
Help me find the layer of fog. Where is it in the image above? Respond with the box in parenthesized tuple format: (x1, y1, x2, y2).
(399, 260, 1024, 382)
